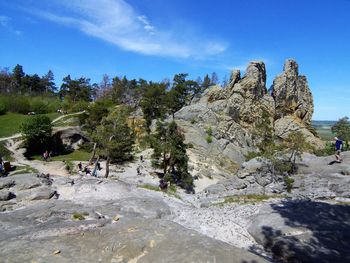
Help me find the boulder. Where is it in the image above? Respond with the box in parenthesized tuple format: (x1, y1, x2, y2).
(29, 187, 57, 201)
(0, 190, 14, 201)
(274, 115, 324, 149)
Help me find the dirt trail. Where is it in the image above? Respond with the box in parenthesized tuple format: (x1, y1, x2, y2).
(5, 139, 69, 176)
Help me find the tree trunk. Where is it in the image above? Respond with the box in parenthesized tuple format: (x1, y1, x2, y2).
(92, 155, 100, 177)
(89, 142, 97, 164)
(105, 156, 110, 178)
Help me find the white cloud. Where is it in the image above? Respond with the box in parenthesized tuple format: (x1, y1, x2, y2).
(0, 15, 10, 27)
(28, 0, 227, 59)
(0, 15, 22, 35)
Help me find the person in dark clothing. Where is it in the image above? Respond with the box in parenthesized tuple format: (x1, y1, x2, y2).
(335, 137, 343, 163)
(97, 162, 102, 171)
(78, 162, 82, 171)
(159, 179, 168, 191)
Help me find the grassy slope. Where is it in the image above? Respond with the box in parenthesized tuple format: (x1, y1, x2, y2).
(31, 150, 91, 162)
(0, 112, 60, 138)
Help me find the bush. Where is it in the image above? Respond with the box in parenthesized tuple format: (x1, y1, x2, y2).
(30, 100, 49, 114)
(206, 135, 212, 143)
(0, 102, 6, 115)
(21, 115, 52, 155)
(8, 96, 30, 114)
(71, 100, 89, 112)
(314, 141, 335, 156)
(284, 176, 295, 193)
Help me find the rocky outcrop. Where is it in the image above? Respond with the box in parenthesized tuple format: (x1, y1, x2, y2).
(176, 59, 322, 178)
(53, 127, 89, 150)
(272, 59, 313, 126)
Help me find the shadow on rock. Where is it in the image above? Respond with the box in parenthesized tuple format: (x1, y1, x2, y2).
(250, 200, 350, 263)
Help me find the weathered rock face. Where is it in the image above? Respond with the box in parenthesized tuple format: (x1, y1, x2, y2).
(176, 59, 322, 178)
(272, 59, 313, 126)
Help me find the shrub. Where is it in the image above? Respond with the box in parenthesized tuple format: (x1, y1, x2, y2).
(21, 115, 52, 155)
(71, 100, 89, 112)
(206, 135, 212, 143)
(8, 96, 30, 114)
(314, 141, 335, 156)
(0, 102, 6, 115)
(30, 100, 49, 114)
(72, 212, 88, 220)
(284, 176, 295, 193)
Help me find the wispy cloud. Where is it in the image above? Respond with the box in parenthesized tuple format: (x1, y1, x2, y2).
(27, 0, 227, 59)
(0, 15, 21, 35)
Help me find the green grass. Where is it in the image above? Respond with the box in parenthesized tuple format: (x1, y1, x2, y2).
(31, 149, 91, 162)
(10, 165, 39, 176)
(0, 112, 61, 138)
(215, 194, 282, 206)
(138, 183, 181, 199)
(72, 212, 89, 221)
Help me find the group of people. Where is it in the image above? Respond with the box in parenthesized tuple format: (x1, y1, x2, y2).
(78, 161, 102, 177)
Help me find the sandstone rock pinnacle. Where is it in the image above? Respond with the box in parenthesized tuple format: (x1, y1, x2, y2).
(271, 59, 313, 126)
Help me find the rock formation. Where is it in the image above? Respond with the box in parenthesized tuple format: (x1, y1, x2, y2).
(175, 59, 323, 177)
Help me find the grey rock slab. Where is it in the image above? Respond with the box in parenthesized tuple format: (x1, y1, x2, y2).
(248, 200, 350, 262)
(12, 174, 43, 190)
(0, 178, 15, 190)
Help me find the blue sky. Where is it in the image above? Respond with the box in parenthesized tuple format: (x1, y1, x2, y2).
(0, 0, 349, 120)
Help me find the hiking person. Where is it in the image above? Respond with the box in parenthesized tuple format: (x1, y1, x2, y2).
(78, 162, 82, 171)
(136, 166, 141, 175)
(43, 150, 49, 161)
(140, 155, 144, 162)
(335, 137, 343, 163)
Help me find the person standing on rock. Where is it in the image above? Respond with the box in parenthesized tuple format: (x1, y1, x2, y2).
(335, 137, 343, 163)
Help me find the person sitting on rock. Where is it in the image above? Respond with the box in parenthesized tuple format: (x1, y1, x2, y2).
(335, 137, 343, 163)
(159, 179, 168, 191)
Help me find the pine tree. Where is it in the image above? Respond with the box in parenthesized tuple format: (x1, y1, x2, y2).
(94, 107, 135, 177)
(151, 121, 193, 190)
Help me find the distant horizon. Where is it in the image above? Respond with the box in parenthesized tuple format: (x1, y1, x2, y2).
(1, 0, 349, 120)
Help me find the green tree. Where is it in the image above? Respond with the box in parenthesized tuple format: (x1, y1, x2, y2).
(94, 107, 135, 177)
(22, 74, 44, 94)
(60, 75, 93, 102)
(254, 110, 275, 155)
(202, 74, 211, 91)
(151, 121, 193, 190)
(283, 131, 312, 173)
(81, 100, 110, 133)
(21, 115, 52, 155)
(140, 82, 167, 131)
(331, 116, 350, 149)
(12, 64, 25, 93)
(41, 70, 56, 93)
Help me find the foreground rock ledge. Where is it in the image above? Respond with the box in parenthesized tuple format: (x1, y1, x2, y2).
(0, 174, 269, 263)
